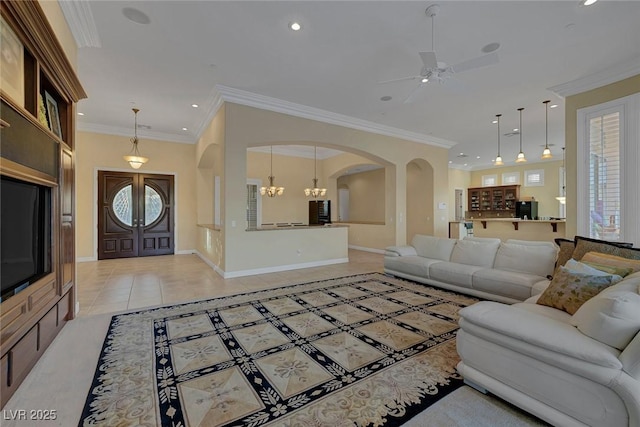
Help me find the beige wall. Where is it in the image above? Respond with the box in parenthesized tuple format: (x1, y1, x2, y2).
(247, 151, 318, 224)
(564, 74, 640, 239)
(406, 160, 434, 241)
(75, 131, 197, 259)
(221, 103, 449, 271)
(470, 160, 564, 219)
(448, 168, 471, 220)
(337, 169, 385, 223)
(40, 1, 77, 68)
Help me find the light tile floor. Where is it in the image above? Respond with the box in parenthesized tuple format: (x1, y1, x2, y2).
(76, 249, 384, 316)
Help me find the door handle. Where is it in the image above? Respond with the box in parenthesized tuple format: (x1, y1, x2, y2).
(133, 218, 137, 226)
(139, 219, 144, 228)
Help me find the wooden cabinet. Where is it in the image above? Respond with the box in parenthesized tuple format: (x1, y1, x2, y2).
(468, 185, 520, 217)
(0, 1, 85, 408)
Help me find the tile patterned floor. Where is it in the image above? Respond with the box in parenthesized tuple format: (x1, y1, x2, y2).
(76, 249, 384, 317)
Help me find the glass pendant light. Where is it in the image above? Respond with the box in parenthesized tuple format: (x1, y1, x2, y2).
(494, 114, 503, 166)
(541, 100, 553, 159)
(123, 108, 149, 169)
(515, 107, 527, 163)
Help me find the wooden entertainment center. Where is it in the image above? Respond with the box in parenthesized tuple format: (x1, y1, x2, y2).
(0, 1, 85, 407)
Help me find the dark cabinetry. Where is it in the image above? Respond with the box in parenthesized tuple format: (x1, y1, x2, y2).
(468, 185, 520, 217)
(309, 200, 331, 225)
(0, 1, 85, 408)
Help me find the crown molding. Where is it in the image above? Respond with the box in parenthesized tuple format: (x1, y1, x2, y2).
(58, 0, 101, 48)
(211, 85, 457, 149)
(548, 56, 640, 98)
(194, 85, 225, 139)
(77, 122, 195, 144)
(248, 146, 344, 160)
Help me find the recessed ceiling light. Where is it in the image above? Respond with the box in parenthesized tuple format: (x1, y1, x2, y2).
(481, 42, 500, 54)
(492, 120, 498, 124)
(191, 104, 198, 108)
(122, 7, 150, 25)
(476, 156, 481, 159)
(492, 159, 496, 162)
(380, 96, 392, 101)
(550, 104, 558, 108)
(182, 127, 188, 131)
(464, 163, 468, 166)
(582, 0, 598, 6)
(459, 152, 464, 156)
(289, 22, 302, 31)
(77, 112, 84, 116)
(448, 160, 453, 164)
(513, 128, 519, 132)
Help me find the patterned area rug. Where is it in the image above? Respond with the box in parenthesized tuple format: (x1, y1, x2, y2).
(79, 273, 478, 427)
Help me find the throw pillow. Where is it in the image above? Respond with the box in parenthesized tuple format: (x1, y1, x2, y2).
(571, 287, 640, 351)
(536, 266, 623, 315)
(554, 238, 575, 269)
(582, 260, 634, 277)
(564, 259, 620, 276)
(581, 251, 640, 273)
(572, 236, 639, 261)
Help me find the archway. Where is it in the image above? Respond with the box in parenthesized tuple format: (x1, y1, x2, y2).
(406, 159, 434, 242)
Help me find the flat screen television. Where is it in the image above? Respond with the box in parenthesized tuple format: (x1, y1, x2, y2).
(1, 175, 52, 302)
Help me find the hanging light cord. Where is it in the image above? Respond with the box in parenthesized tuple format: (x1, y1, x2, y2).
(518, 108, 524, 153)
(497, 114, 501, 155)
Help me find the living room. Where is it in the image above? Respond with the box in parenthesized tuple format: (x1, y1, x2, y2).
(1, 1, 640, 426)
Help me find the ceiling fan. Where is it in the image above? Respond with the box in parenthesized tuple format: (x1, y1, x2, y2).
(380, 4, 500, 103)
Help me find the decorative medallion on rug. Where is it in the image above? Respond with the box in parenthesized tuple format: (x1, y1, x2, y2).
(79, 273, 478, 427)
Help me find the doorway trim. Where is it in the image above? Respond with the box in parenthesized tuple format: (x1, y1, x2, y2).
(82, 167, 180, 262)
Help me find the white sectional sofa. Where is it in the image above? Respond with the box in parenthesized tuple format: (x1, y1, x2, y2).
(457, 274, 640, 427)
(384, 235, 557, 304)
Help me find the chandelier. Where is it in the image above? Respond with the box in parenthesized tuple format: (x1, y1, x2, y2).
(123, 108, 148, 169)
(304, 146, 327, 198)
(260, 146, 284, 197)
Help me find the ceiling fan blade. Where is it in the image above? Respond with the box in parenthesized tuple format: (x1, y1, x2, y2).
(403, 84, 426, 104)
(378, 75, 420, 84)
(419, 51, 438, 69)
(451, 52, 499, 74)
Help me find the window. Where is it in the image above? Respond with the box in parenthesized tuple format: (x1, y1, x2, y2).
(524, 170, 544, 187)
(577, 93, 640, 245)
(481, 174, 497, 187)
(502, 172, 520, 185)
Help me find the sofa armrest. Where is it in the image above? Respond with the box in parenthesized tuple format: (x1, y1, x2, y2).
(459, 302, 622, 371)
(384, 245, 417, 257)
(621, 331, 640, 380)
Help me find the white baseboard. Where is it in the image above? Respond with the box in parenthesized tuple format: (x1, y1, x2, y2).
(176, 249, 196, 255)
(348, 245, 385, 254)
(194, 251, 225, 277)
(222, 257, 349, 279)
(76, 256, 97, 263)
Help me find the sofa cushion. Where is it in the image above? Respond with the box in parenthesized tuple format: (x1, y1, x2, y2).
(450, 239, 500, 267)
(384, 245, 417, 257)
(513, 301, 573, 323)
(581, 251, 640, 273)
(536, 266, 623, 315)
(473, 269, 546, 301)
(572, 236, 640, 261)
(570, 282, 640, 351)
(507, 239, 556, 248)
(429, 262, 483, 288)
(554, 238, 575, 269)
(494, 243, 557, 277)
(410, 235, 456, 261)
(384, 256, 441, 278)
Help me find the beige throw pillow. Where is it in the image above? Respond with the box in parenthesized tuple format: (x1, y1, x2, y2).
(582, 251, 640, 273)
(536, 266, 623, 315)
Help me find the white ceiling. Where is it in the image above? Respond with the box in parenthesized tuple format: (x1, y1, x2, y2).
(69, 1, 640, 169)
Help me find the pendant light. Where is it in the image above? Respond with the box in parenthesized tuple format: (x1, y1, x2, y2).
(494, 114, 504, 166)
(556, 147, 566, 204)
(260, 146, 285, 197)
(541, 100, 553, 159)
(304, 146, 327, 198)
(123, 108, 149, 169)
(515, 107, 527, 163)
